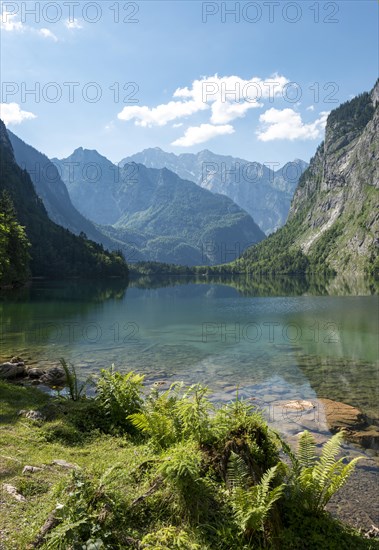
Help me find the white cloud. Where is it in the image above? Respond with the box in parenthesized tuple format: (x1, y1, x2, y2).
(210, 99, 262, 124)
(39, 28, 58, 41)
(65, 19, 83, 30)
(0, 103, 37, 126)
(257, 108, 329, 141)
(118, 99, 208, 127)
(172, 122, 183, 128)
(306, 105, 315, 111)
(117, 73, 289, 129)
(172, 124, 234, 147)
(0, 10, 24, 31)
(1, 9, 60, 40)
(174, 74, 287, 124)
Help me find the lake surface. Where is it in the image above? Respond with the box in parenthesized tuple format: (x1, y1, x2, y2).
(1, 277, 378, 434)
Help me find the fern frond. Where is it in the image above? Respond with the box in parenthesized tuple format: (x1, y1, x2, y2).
(227, 451, 249, 489)
(297, 430, 316, 469)
(313, 431, 344, 487)
(292, 429, 363, 513)
(230, 464, 284, 535)
(128, 412, 150, 433)
(320, 456, 362, 508)
(259, 464, 279, 495)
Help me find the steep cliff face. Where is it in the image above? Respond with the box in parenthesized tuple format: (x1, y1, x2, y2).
(288, 82, 378, 273)
(289, 84, 379, 271)
(238, 82, 378, 277)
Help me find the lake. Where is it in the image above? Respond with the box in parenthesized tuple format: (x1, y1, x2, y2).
(1, 276, 378, 441)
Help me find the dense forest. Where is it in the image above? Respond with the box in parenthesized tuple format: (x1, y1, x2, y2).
(327, 91, 376, 143)
(0, 191, 31, 287)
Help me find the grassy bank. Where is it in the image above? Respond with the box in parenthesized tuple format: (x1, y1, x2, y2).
(1, 368, 378, 549)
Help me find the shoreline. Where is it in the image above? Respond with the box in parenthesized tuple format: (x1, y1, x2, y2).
(1, 357, 379, 540)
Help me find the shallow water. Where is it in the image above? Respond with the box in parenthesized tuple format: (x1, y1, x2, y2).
(1, 278, 378, 426)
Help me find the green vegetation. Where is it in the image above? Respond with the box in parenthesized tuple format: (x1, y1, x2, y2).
(327, 92, 375, 145)
(307, 222, 344, 271)
(0, 369, 375, 549)
(54, 152, 265, 266)
(59, 359, 92, 402)
(283, 430, 362, 514)
(199, 210, 319, 276)
(0, 121, 129, 281)
(0, 191, 30, 287)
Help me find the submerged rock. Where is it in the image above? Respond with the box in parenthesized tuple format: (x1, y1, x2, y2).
(319, 398, 367, 430)
(282, 400, 316, 411)
(10, 356, 24, 365)
(319, 398, 379, 450)
(0, 361, 25, 379)
(26, 367, 46, 379)
(0, 357, 66, 388)
(39, 366, 66, 387)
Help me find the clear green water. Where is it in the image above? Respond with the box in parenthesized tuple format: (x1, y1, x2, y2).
(1, 279, 378, 426)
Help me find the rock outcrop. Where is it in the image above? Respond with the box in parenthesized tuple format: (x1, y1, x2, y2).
(0, 356, 66, 388)
(288, 81, 379, 274)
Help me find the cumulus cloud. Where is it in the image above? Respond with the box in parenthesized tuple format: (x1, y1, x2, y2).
(118, 73, 289, 129)
(174, 74, 287, 124)
(306, 105, 315, 111)
(117, 73, 295, 145)
(1, 9, 60, 40)
(118, 99, 208, 127)
(39, 28, 58, 41)
(0, 10, 24, 31)
(257, 108, 329, 141)
(0, 103, 37, 126)
(172, 123, 234, 147)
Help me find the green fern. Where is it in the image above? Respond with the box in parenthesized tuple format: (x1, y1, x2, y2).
(297, 429, 316, 469)
(291, 430, 362, 513)
(230, 464, 284, 536)
(129, 410, 177, 448)
(226, 451, 250, 489)
(59, 358, 92, 401)
(175, 384, 214, 443)
(158, 442, 202, 499)
(95, 366, 144, 433)
(129, 382, 184, 448)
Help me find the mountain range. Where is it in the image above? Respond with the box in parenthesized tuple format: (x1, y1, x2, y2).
(52, 149, 265, 265)
(7, 131, 121, 250)
(4, 81, 378, 278)
(120, 149, 308, 234)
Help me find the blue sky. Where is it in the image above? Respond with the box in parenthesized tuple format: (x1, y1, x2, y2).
(1, 0, 378, 165)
